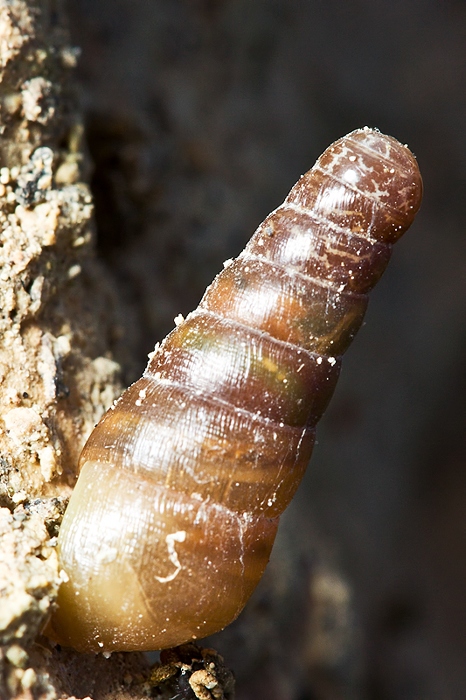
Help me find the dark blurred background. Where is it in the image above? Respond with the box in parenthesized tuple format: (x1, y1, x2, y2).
(66, 1, 466, 698)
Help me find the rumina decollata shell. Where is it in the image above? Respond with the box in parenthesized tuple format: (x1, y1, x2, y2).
(47, 128, 422, 652)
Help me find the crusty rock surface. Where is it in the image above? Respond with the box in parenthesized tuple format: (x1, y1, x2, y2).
(0, 2, 158, 698)
(0, 0, 125, 501)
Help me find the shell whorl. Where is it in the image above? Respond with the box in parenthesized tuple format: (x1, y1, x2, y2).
(47, 128, 422, 652)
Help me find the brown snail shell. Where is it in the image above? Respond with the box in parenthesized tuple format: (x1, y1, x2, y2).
(47, 128, 422, 652)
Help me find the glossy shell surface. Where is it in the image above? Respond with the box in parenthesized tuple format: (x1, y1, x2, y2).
(48, 128, 422, 652)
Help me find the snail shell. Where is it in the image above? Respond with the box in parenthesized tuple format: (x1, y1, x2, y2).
(47, 128, 422, 652)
